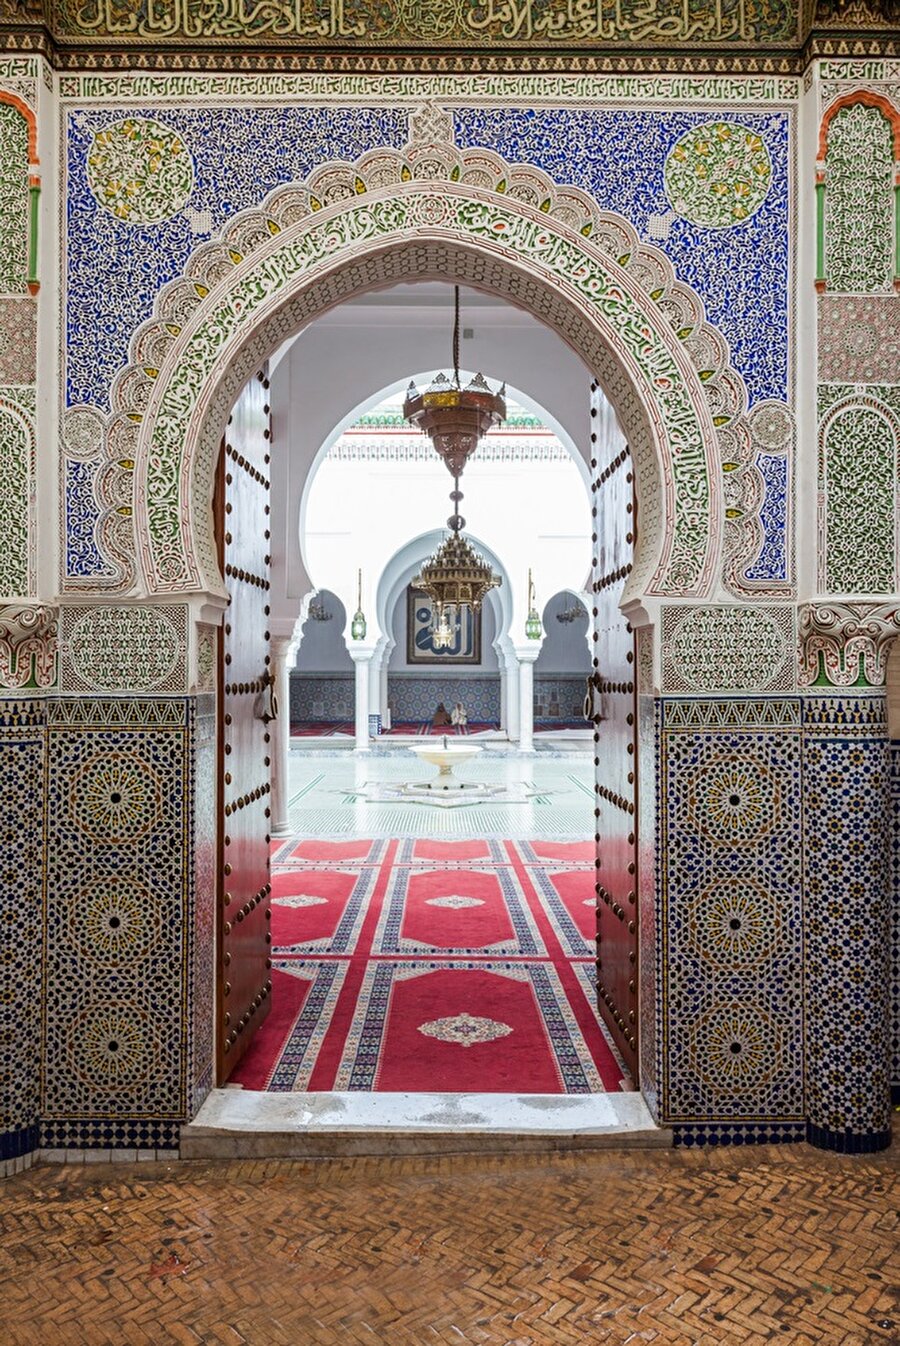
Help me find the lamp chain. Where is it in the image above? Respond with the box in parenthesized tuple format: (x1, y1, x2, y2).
(453, 285, 460, 388)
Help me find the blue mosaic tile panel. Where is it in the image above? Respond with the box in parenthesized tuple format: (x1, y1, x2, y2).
(672, 1120, 806, 1147)
(802, 694, 891, 1149)
(658, 697, 804, 1125)
(638, 691, 659, 1121)
(454, 107, 791, 408)
(290, 673, 354, 722)
(289, 673, 505, 724)
(0, 698, 45, 1164)
(387, 676, 494, 724)
(65, 105, 409, 410)
(43, 698, 192, 1142)
(744, 452, 789, 583)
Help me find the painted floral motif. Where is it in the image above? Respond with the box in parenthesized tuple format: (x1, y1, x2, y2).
(819, 391, 899, 595)
(0, 298, 35, 384)
(664, 121, 771, 228)
(274, 893, 328, 908)
(86, 117, 194, 224)
(748, 400, 793, 452)
(66, 605, 183, 692)
(417, 1012, 513, 1047)
(818, 297, 900, 385)
(0, 394, 33, 598)
(196, 624, 216, 693)
(424, 895, 485, 909)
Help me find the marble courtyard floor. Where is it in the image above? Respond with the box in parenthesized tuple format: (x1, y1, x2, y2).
(0, 1139, 897, 1345)
(282, 739, 597, 841)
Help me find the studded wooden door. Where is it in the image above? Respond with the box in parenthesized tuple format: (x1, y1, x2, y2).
(216, 368, 273, 1083)
(587, 381, 639, 1084)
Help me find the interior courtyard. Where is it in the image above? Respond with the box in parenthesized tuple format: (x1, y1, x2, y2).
(0, 2, 898, 1340)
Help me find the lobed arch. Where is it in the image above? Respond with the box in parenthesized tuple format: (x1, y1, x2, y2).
(818, 89, 900, 163)
(816, 89, 900, 294)
(87, 128, 758, 606)
(0, 92, 40, 296)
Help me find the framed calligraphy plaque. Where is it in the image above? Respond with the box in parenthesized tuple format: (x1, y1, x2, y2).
(406, 587, 482, 665)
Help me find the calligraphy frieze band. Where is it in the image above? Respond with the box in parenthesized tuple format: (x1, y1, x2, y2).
(50, 0, 799, 48)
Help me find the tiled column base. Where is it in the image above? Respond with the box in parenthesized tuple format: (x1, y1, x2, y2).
(805, 1121, 892, 1154)
(803, 695, 892, 1154)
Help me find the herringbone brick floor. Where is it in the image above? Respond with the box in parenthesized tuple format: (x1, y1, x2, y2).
(0, 1142, 897, 1345)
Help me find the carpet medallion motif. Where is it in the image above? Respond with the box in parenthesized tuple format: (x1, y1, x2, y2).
(417, 1012, 514, 1048)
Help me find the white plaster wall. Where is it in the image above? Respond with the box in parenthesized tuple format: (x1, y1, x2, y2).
(293, 592, 352, 672)
(302, 451, 590, 651)
(534, 593, 593, 675)
(268, 284, 593, 634)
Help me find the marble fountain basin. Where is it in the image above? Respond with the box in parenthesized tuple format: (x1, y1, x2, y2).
(407, 740, 482, 776)
(402, 739, 503, 807)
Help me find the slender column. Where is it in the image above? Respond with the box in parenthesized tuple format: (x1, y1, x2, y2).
(351, 651, 372, 752)
(506, 651, 520, 742)
(380, 645, 392, 729)
(499, 663, 508, 735)
(517, 652, 538, 753)
(368, 650, 381, 736)
(269, 636, 293, 836)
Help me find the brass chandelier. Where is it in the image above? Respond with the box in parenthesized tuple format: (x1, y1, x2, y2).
(405, 288, 504, 645)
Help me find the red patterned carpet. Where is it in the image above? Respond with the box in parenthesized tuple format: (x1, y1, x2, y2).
(232, 838, 624, 1094)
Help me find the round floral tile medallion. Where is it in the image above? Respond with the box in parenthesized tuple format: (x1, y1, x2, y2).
(87, 117, 194, 225)
(665, 121, 772, 228)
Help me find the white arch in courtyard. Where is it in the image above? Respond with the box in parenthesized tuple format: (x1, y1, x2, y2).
(298, 381, 591, 647)
(86, 129, 750, 607)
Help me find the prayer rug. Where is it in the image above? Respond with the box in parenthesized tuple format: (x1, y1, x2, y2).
(381, 721, 499, 736)
(290, 721, 354, 736)
(230, 836, 625, 1094)
(333, 961, 613, 1093)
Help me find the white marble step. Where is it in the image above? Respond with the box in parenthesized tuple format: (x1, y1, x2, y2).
(181, 1088, 670, 1158)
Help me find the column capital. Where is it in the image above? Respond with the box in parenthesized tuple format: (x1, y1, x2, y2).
(512, 646, 541, 664)
(269, 634, 295, 658)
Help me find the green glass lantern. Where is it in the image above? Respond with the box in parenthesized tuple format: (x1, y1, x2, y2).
(525, 568, 542, 640)
(351, 569, 367, 641)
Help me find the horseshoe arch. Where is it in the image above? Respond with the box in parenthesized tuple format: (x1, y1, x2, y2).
(97, 132, 747, 605)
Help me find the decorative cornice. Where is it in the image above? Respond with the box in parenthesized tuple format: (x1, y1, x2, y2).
(1, 11, 898, 66)
(11, 0, 802, 51)
(0, 603, 58, 689)
(798, 601, 900, 687)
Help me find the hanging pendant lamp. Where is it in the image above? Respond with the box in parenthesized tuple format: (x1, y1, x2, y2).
(406, 287, 504, 629)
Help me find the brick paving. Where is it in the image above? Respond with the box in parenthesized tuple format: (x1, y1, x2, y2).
(0, 1141, 897, 1345)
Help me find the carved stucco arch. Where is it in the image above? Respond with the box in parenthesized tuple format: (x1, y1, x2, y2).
(86, 126, 765, 605)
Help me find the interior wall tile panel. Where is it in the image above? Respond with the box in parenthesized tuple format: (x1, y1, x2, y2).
(41, 697, 192, 1149)
(0, 698, 45, 1161)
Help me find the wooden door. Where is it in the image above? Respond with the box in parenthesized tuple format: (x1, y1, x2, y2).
(216, 368, 273, 1083)
(587, 380, 639, 1083)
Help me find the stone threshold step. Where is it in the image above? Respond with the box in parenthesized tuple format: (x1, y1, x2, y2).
(181, 1089, 670, 1159)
